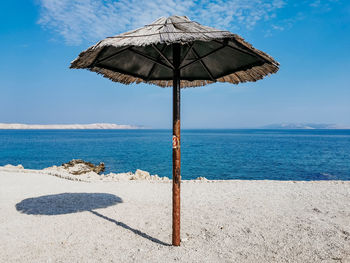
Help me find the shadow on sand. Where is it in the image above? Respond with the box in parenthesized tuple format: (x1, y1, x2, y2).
(16, 193, 169, 246)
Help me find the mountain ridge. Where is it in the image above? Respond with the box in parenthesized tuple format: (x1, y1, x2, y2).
(260, 123, 350, 129)
(0, 123, 140, 130)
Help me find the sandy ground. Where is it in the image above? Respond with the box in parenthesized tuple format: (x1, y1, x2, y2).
(0, 168, 349, 263)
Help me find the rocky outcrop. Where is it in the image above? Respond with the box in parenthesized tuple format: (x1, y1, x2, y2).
(0, 161, 172, 183)
(3, 164, 24, 170)
(195, 177, 209, 181)
(130, 169, 169, 181)
(61, 159, 105, 175)
(41, 160, 170, 182)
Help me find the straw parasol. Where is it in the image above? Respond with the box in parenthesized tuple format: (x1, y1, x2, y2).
(70, 15, 279, 246)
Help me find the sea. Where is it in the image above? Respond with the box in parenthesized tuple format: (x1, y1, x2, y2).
(0, 129, 349, 180)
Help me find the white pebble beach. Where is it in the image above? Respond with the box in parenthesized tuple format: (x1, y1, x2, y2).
(0, 166, 349, 262)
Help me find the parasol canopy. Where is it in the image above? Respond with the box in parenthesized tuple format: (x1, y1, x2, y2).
(70, 15, 279, 87)
(71, 15, 279, 247)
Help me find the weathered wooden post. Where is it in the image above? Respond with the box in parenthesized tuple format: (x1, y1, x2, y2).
(172, 43, 181, 246)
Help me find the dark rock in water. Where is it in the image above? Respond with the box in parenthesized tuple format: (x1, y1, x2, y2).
(61, 159, 105, 175)
(93, 163, 105, 174)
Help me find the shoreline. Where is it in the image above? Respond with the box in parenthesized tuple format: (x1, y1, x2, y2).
(1, 165, 349, 183)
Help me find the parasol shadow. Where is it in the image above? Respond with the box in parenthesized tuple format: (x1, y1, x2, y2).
(15, 193, 169, 246)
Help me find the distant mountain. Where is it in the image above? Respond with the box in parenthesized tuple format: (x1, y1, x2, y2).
(261, 123, 350, 129)
(0, 123, 141, 130)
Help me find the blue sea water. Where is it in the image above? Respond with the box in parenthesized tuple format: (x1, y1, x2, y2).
(0, 129, 349, 180)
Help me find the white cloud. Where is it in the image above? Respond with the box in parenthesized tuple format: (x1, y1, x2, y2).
(37, 0, 337, 45)
(38, 0, 288, 45)
(310, 0, 321, 7)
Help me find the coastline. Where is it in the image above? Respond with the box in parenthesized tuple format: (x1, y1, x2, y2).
(0, 164, 348, 183)
(0, 123, 141, 130)
(1, 166, 349, 262)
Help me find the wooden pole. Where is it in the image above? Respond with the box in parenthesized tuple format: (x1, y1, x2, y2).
(172, 43, 181, 246)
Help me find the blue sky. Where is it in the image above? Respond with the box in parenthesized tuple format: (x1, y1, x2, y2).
(0, 0, 349, 128)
